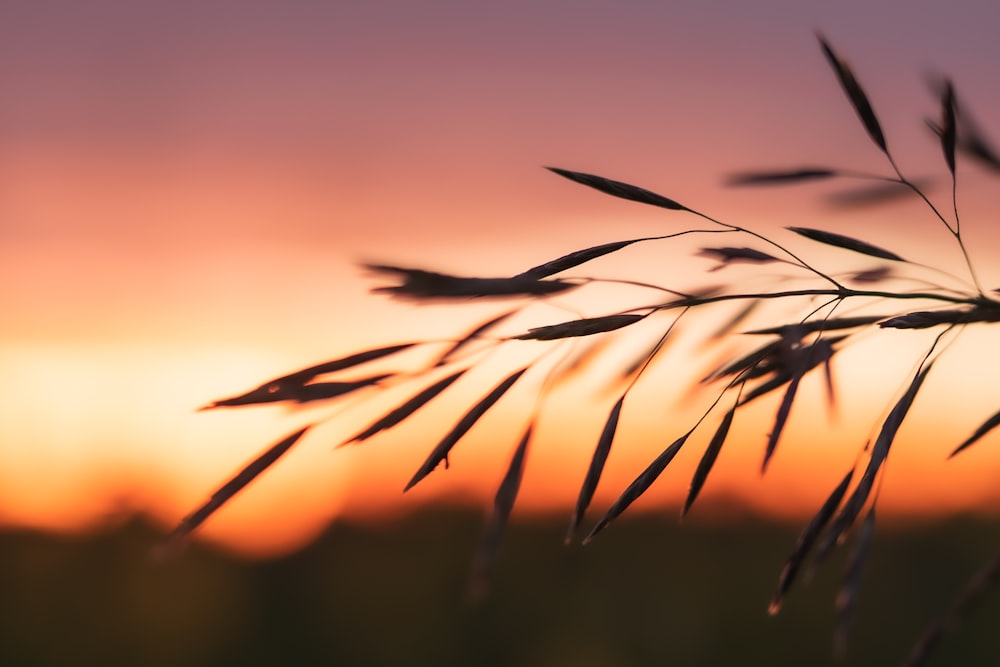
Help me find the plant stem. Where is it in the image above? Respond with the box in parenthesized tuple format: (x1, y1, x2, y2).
(654, 287, 993, 311)
(689, 210, 847, 289)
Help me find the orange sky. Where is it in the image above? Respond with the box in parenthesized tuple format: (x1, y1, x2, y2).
(4, 1, 1000, 558)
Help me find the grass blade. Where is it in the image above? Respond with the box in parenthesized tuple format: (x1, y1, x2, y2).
(584, 431, 691, 543)
(880, 308, 1000, 329)
(287, 376, 392, 403)
(704, 340, 784, 382)
(950, 408, 1000, 458)
(546, 167, 688, 211)
(366, 264, 576, 299)
(738, 337, 841, 406)
(567, 395, 625, 543)
(826, 179, 934, 209)
(924, 75, 998, 171)
(849, 266, 893, 283)
(769, 468, 854, 614)
(762, 372, 803, 473)
(726, 168, 837, 186)
(515, 239, 641, 281)
(514, 314, 645, 341)
(280, 343, 414, 379)
(787, 226, 904, 262)
(745, 316, 885, 336)
(739, 372, 796, 405)
(160, 426, 312, 555)
(682, 402, 737, 517)
(939, 79, 957, 174)
(200, 344, 414, 409)
(860, 361, 932, 491)
(404, 367, 528, 492)
(468, 424, 532, 600)
(698, 246, 780, 270)
(834, 507, 877, 658)
(818, 363, 933, 561)
(879, 310, 967, 329)
(817, 33, 888, 154)
(342, 370, 467, 445)
(904, 549, 1000, 667)
(204, 373, 391, 408)
(953, 93, 1000, 171)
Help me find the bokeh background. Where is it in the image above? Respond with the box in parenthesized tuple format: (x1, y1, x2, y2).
(3, 0, 1000, 664)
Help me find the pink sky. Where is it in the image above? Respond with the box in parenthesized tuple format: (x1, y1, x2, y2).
(4, 1, 1000, 557)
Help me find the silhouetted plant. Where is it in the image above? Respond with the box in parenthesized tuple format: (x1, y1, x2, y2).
(170, 34, 1000, 665)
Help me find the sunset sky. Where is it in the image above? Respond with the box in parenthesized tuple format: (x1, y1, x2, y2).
(4, 0, 1000, 557)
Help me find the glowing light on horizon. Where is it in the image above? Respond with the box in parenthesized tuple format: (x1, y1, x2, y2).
(6, 0, 1000, 558)
(3, 315, 1000, 560)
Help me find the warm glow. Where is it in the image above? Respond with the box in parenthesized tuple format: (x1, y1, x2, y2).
(6, 1, 1000, 558)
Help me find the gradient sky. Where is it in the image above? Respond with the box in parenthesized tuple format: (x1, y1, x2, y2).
(4, 0, 1000, 557)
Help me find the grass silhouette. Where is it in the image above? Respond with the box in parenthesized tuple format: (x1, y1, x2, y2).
(172, 34, 1000, 664)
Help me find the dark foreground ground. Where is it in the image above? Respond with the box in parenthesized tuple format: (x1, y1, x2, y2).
(2, 507, 997, 666)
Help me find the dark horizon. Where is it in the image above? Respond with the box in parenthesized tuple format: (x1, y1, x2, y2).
(3, 506, 997, 666)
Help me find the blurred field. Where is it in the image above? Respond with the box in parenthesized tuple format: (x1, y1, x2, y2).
(2, 507, 998, 666)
